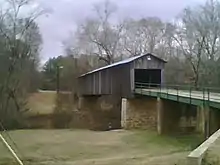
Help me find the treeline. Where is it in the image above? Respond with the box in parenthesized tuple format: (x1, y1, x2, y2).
(57, 0, 220, 88)
(2, 0, 220, 129)
(41, 55, 90, 92)
(0, 0, 43, 129)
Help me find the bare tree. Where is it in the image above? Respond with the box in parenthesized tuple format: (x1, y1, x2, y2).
(174, 0, 220, 87)
(173, 7, 207, 87)
(0, 0, 44, 128)
(77, 0, 124, 65)
(199, 0, 220, 86)
(121, 18, 148, 56)
(121, 17, 165, 56)
(63, 0, 220, 88)
(202, 0, 220, 60)
(155, 23, 177, 59)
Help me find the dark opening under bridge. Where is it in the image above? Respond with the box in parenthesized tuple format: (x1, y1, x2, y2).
(131, 82, 220, 137)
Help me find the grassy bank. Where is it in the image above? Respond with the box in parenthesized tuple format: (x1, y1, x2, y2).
(0, 129, 202, 165)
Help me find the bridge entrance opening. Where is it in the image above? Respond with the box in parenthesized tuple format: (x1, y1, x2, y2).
(135, 69, 161, 87)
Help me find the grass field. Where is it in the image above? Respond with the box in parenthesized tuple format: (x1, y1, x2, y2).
(205, 137, 220, 164)
(0, 129, 203, 165)
(26, 91, 56, 116)
(1, 91, 203, 164)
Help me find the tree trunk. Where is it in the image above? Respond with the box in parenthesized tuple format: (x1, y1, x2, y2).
(194, 72, 199, 89)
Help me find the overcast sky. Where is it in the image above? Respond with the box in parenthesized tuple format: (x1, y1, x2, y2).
(36, 0, 205, 62)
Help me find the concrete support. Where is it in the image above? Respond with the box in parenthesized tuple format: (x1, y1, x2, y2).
(124, 97, 158, 130)
(121, 98, 127, 128)
(78, 96, 84, 110)
(196, 105, 206, 134)
(157, 97, 163, 135)
(196, 105, 211, 139)
(205, 106, 210, 138)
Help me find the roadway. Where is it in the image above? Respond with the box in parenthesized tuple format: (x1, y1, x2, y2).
(135, 88, 220, 105)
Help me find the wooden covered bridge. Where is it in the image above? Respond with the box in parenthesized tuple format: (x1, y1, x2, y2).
(79, 53, 166, 97)
(78, 53, 220, 136)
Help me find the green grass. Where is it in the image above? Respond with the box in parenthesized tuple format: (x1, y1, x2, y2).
(0, 129, 201, 165)
(124, 130, 203, 153)
(25, 91, 56, 116)
(204, 138, 220, 165)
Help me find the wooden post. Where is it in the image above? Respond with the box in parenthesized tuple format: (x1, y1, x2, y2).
(56, 66, 60, 94)
(177, 85, 179, 102)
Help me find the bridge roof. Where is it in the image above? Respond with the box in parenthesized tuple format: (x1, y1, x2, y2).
(80, 53, 166, 77)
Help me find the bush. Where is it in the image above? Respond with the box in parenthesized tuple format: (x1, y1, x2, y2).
(52, 111, 72, 128)
(52, 93, 74, 128)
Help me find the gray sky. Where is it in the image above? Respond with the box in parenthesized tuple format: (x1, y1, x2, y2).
(36, 0, 205, 62)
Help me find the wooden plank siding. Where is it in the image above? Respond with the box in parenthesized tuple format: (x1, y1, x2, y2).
(132, 55, 165, 69)
(78, 53, 166, 98)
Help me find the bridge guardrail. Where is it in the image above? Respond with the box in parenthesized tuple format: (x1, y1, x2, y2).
(134, 82, 220, 104)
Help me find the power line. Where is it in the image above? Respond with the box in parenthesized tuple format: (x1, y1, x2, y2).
(0, 133, 24, 165)
(0, 121, 25, 165)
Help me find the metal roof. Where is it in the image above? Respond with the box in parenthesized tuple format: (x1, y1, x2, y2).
(79, 53, 166, 77)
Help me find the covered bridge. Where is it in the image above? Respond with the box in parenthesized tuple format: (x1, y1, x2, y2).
(79, 53, 167, 98)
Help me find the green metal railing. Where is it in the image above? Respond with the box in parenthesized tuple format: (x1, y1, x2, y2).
(134, 82, 220, 107)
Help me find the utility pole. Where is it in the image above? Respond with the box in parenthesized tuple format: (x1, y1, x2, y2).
(56, 65, 63, 94)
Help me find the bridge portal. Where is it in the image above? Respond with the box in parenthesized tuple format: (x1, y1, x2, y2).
(77, 53, 166, 131)
(135, 69, 161, 87)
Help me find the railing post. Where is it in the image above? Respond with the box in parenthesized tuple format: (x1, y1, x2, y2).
(177, 85, 179, 102)
(160, 83, 162, 97)
(141, 83, 143, 95)
(208, 88, 210, 102)
(207, 88, 210, 138)
(190, 86, 192, 105)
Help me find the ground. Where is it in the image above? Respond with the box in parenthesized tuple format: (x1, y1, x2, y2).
(26, 90, 56, 116)
(0, 91, 204, 164)
(0, 129, 202, 165)
(205, 137, 220, 164)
